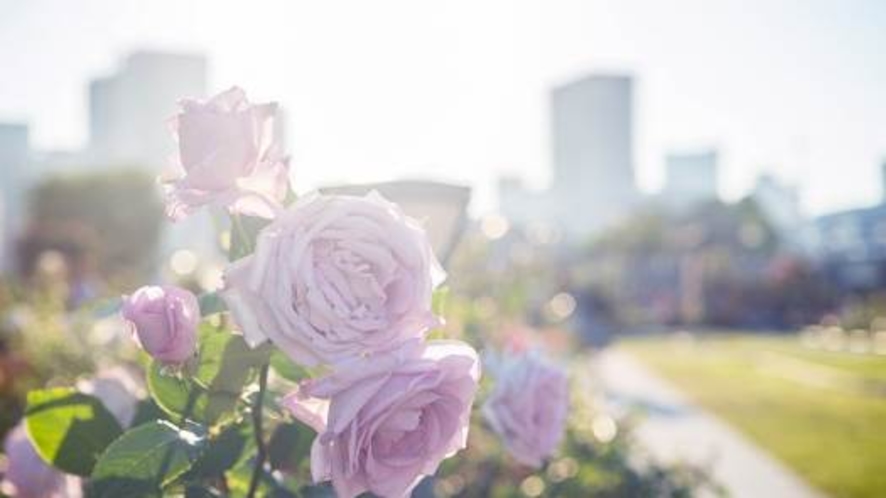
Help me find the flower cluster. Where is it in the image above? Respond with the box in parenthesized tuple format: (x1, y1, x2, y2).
(1, 87, 572, 498)
(131, 87, 478, 497)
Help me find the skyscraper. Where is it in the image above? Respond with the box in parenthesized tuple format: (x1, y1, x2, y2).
(663, 149, 719, 208)
(89, 51, 208, 170)
(0, 123, 30, 270)
(550, 74, 637, 237)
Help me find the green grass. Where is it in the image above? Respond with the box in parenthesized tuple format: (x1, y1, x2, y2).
(621, 333, 886, 498)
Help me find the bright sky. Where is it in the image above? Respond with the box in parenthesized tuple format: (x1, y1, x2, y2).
(1, 0, 885, 215)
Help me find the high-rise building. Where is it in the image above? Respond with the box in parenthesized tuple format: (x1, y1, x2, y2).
(89, 51, 208, 170)
(550, 74, 637, 237)
(663, 149, 719, 208)
(0, 123, 31, 270)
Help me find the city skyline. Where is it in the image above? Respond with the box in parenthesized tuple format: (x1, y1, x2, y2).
(1, 0, 885, 215)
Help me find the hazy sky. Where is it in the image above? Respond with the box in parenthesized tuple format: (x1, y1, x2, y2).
(1, 0, 885, 214)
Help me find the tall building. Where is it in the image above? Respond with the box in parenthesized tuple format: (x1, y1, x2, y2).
(550, 74, 637, 237)
(663, 149, 719, 208)
(89, 51, 208, 170)
(0, 123, 30, 270)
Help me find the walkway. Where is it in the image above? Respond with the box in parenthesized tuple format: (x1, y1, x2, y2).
(594, 349, 826, 498)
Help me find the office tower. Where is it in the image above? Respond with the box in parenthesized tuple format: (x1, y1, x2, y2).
(0, 123, 30, 270)
(550, 74, 637, 237)
(89, 51, 208, 170)
(664, 149, 719, 208)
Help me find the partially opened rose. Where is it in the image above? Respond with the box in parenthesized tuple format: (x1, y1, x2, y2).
(1, 424, 81, 498)
(281, 340, 480, 498)
(483, 351, 569, 468)
(163, 86, 290, 220)
(121, 285, 199, 365)
(222, 192, 444, 366)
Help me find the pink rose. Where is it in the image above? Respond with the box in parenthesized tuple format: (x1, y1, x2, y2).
(163, 86, 290, 220)
(281, 340, 480, 498)
(121, 285, 199, 365)
(482, 351, 569, 468)
(77, 367, 143, 428)
(1, 424, 81, 498)
(222, 192, 444, 366)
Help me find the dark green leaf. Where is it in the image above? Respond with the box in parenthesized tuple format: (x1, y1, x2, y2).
(198, 292, 226, 316)
(146, 362, 240, 426)
(89, 420, 205, 498)
(130, 399, 170, 428)
(269, 421, 316, 472)
(185, 485, 222, 498)
(229, 215, 270, 261)
(188, 423, 248, 477)
(25, 388, 123, 476)
(194, 324, 270, 391)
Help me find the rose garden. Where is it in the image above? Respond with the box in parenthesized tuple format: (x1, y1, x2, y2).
(0, 88, 714, 497)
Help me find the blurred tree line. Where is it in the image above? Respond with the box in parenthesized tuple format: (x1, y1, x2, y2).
(16, 169, 164, 298)
(577, 198, 835, 333)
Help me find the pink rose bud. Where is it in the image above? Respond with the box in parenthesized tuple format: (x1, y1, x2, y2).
(121, 285, 199, 365)
(281, 340, 480, 498)
(163, 86, 290, 220)
(1, 424, 81, 498)
(222, 192, 445, 367)
(483, 351, 569, 468)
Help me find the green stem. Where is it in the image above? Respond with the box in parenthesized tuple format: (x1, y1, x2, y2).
(246, 363, 270, 498)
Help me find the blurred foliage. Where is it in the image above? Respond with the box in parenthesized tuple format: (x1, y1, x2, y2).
(433, 356, 721, 498)
(583, 198, 835, 331)
(19, 169, 164, 293)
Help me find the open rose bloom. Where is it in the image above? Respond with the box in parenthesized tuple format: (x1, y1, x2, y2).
(223, 191, 444, 367)
(483, 351, 569, 468)
(163, 86, 290, 220)
(282, 340, 480, 498)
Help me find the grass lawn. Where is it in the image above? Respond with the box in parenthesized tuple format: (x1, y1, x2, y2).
(621, 333, 886, 498)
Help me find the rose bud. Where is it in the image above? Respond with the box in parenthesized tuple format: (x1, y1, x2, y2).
(121, 285, 199, 365)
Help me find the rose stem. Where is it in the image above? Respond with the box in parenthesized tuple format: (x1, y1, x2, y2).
(246, 363, 270, 498)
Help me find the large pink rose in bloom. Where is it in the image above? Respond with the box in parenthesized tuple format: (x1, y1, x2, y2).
(163, 86, 290, 220)
(121, 285, 199, 365)
(281, 340, 480, 498)
(1, 424, 81, 498)
(482, 351, 569, 468)
(222, 192, 444, 366)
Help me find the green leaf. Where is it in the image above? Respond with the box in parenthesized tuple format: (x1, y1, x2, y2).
(25, 388, 123, 476)
(130, 399, 170, 428)
(147, 362, 239, 426)
(194, 324, 271, 391)
(147, 325, 270, 425)
(89, 420, 205, 498)
(187, 423, 248, 478)
(198, 292, 226, 316)
(185, 486, 222, 498)
(432, 286, 450, 316)
(229, 215, 270, 261)
(268, 421, 316, 473)
(269, 350, 311, 383)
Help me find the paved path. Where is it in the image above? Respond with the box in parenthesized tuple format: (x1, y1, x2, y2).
(594, 349, 827, 498)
